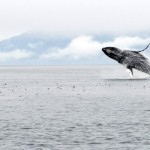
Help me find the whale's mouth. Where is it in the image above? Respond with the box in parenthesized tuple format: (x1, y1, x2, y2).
(102, 48, 112, 55)
(102, 48, 106, 52)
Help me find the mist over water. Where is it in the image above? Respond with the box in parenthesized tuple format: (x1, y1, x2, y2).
(0, 65, 150, 150)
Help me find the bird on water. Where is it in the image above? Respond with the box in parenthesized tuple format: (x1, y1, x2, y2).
(102, 43, 150, 77)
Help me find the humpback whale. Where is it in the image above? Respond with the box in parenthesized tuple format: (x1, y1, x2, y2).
(102, 43, 150, 77)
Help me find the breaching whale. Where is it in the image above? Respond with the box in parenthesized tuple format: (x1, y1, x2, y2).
(102, 43, 150, 77)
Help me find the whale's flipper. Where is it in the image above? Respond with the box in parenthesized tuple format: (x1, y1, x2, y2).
(138, 43, 150, 53)
(126, 68, 133, 78)
(130, 68, 133, 77)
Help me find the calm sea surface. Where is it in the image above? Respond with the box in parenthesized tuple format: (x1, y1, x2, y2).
(0, 65, 150, 150)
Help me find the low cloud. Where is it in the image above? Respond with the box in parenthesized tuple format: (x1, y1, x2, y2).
(28, 42, 44, 49)
(40, 35, 150, 61)
(41, 35, 102, 60)
(0, 35, 150, 64)
(0, 49, 33, 61)
(103, 36, 150, 49)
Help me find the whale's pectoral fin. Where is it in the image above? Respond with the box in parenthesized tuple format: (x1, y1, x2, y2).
(126, 69, 133, 78)
(126, 67, 133, 78)
(130, 68, 133, 76)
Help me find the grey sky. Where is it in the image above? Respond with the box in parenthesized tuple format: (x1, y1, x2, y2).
(0, 0, 150, 40)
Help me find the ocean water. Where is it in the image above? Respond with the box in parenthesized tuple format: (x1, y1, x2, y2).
(0, 65, 150, 150)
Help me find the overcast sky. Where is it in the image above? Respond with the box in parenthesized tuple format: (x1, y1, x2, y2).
(0, 0, 150, 65)
(0, 0, 150, 40)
